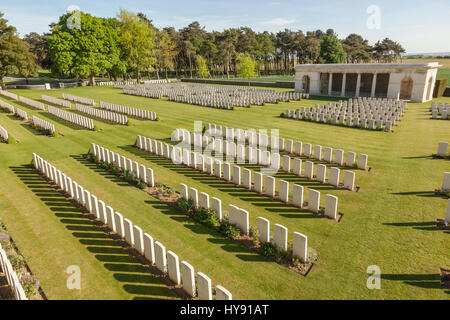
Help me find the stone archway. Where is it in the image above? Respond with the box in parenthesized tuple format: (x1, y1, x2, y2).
(399, 77, 413, 100)
(302, 75, 310, 93)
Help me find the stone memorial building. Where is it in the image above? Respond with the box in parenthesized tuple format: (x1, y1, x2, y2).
(295, 62, 440, 102)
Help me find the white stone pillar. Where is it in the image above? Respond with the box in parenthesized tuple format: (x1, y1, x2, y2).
(371, 73, 377, 98)
(341, 73, 347, 97)
(328, 73, 333, 96)
(355, 73, 362, 97)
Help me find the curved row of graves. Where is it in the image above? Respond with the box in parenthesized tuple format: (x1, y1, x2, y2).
(32, 116, 55, 134)
(41, 95, 71, 108)
(136, 135, 341, 220)
(99, 101, 157, 120)
(76, 104, 128, 125)
(430, 102, 449, 120)
(33, 152, 231, 300)
(204, 122, 369, 170)
(284, 98, 407, 131)
(48, 106, 94, 130)
(91, 141, 313, 275)
(174, 128, 357, 191)
(119, 82, 308, 109)
(179, 182, 310, 264)
(62, 93, 95, 106)
(0, 243, 27, 300)
(90, 143, 154, 187)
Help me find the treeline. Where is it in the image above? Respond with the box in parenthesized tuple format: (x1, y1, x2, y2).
(1, 9, 407, 87)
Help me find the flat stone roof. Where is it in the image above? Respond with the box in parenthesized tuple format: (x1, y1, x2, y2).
(295, 62, 441, 71)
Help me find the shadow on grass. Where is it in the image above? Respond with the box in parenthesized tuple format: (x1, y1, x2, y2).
(10, 164, 176, 300)
(381, 273, 448, 291)
(117, 144, 323, 219)
(38, 111, 85, 131)
(143, 199, 270, 262)
(70, 154, 272, 262)
(382, 221, 439, 231)
(392, 191, 448, 199)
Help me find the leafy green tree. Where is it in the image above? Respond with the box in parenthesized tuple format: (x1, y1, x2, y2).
(0, 12, 37, 89)
(49, 12, 122, 85)
(155, 30, 178, 79)
(342, 34, 372, 63)
(237, 54, 257, 85)
(118, 9, 156, 83)
(196, 56, 210, 78)
(320, 35, 346, 63)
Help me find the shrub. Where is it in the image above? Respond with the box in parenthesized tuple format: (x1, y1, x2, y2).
(249, 226, 260, 246)
(52, 131, 58, 137)
(8, 254, 26, 270)
(261, 242, 276, 257)
(126, 119, 132, 126)
(111, 167, 120, 176)
(155, 116, 160, 121)
(93, 125, 100, 131)
(138, 182, 147, 190)
(20, 275, 40, 298)
(218, 221, 240, 239)
(262, 102, 266, 106)
(100, 162, 108, 170)
(280, 112, 285, 118)
(176, 197, 195, 213)
(276, 99, 280, 104)
(193, 208, 219, 227)
(248, 104, 252, 108)
(7, 136, 16, 144)
(232, 106, 236, 111)
(202, 126, 207, 134)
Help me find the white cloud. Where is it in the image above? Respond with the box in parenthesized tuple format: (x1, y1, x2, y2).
(260, 18, 296, 26)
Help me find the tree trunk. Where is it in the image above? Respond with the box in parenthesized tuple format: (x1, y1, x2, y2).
(165, 69, 168, 80)
(0, 78, 5, 90)
(188, 56, 193, 79)
(90, 73, 96, 86)
(136, 67, 141, 83)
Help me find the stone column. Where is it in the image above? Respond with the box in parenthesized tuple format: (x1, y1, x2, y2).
(328, 73, 333, 96)
(355, 73, 362, 97)
(371, 73, 377, 98)
(341, 73, 347, 97)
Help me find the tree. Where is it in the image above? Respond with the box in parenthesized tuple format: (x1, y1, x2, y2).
(320, 35, 346, 63)
(342, 34, 372, 63)
(118, 9, 156, 83)
(49, 11, 122, 85)
(0, 12, 37, 89)
(155, 30, 177, 79)
(237, 54, 257, 85)
(196, 55, 209, 78)
(23, 32, 51, 69)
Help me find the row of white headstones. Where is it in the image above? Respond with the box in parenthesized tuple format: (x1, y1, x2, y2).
(0, 243, 28, 300)
(62, 93, 95, 106)
(175, 129, 357, 190)
(179, 182, 309, 263)
(48, 106, 94, 130)
(32, 115, 55, 134)
(0, 124, 8, 141)
(204, 123, 369, 170)
(42, 95, 71, 108)
(431, 102, 449, 120)
(0, 98, 28, 121)
(33, 151, 232, 300)
(99, 101, 157, 120)
(75, 103, 128, 125)
(136, 135, 340, 220)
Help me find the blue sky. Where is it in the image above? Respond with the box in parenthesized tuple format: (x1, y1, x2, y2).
(1, 0, 449, 54)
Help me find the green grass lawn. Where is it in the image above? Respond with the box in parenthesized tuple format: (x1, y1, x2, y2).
(0, 86, 449, 300)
